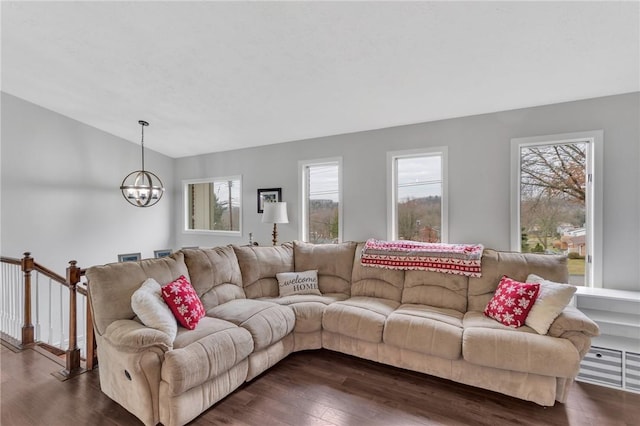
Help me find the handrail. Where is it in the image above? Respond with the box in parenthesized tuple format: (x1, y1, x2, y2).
(32, 261, 67, 287)
(2, 255, 87, 294)
(0, 252, 92, 377)
(0, 256, 21, 265)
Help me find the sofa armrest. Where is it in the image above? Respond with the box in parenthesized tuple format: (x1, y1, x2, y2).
(548, 305, 600, 338)
(103, 319, 173, 353)
(547, 306, 600, 358)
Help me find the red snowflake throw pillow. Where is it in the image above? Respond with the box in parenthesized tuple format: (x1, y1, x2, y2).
(484, 276, 540, 328)
(161, 275, 205, 330)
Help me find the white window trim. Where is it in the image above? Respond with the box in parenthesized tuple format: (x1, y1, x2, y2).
(183, 175, 243, 236)
(298, 157, 343, 243)
(386, 147, 449, 243)
(510, 130, 603, 288)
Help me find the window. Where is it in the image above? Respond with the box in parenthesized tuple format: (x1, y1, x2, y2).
(184, 176, 242, 234)
(299, 158, 342, 243)
(511, 131, 602, 287)
(388, 148, 448, 242)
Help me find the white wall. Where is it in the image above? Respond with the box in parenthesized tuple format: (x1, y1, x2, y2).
(175, 93, 640, 291)
(1, 93, 175, 275)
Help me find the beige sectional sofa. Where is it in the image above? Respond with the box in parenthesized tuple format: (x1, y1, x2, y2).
(86, 241, 599, 426)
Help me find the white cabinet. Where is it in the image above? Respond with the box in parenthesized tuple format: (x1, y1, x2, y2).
(578, 347, 623, 387)
(626, 352, 640, 391)
(574, 287, 640, 393)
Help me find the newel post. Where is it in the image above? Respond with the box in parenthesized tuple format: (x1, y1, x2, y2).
(20, 252, 35, 347)
(63, 260, 82, 377)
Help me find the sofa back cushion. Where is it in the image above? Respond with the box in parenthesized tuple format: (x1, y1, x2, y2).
(86, 252, 190, 336)
(232, 243, 294, 298)
(293, 240, 356, 296)
(182, 246, 245, 311)
(467, 249, 568, 312)
(402, 269, 468, 313)
(351, 243, 404, 301)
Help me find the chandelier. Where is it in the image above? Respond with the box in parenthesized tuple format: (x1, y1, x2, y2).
(120, 120, 164, 207)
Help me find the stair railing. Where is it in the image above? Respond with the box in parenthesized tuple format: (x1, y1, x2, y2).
(0, 252, 94, 377)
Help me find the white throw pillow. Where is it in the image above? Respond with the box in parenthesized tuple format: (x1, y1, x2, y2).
(276, 270, 321, 297)
(131, 278, 178, 341)
(525, 273, 577, 335)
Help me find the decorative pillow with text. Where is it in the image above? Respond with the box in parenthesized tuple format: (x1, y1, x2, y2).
(161, 275, 205, 330)
(131, 278, 178, 341)
(276, 270, 322, 297)
(484, 276, 540, 328)
(525, 274, 577, 334)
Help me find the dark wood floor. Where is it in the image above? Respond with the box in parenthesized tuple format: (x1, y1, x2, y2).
(2, 343, 638, 426)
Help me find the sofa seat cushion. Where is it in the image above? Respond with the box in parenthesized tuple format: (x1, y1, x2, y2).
(383, 304, 463, 360)
(322, 296, 400, 343)
(262, 293, 348, 306)
(163, 318, 254, 396)
(462, 311, 581, 378)
(207, 299, 295, 351)
(173, 316, 241, 349)
(262, 294, 348, 334)
(463, 310, 537, 333)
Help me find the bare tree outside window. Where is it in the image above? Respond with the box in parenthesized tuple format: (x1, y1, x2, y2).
(519, 142, 587, 284)
(395, 155, 443, 242)
(305, 163, 340, 244)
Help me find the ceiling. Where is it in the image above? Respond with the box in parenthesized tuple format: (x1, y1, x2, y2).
(2, 2, 638, 159)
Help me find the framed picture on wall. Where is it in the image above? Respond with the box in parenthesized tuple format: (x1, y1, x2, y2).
(154, 249, 172, 258)
(118, 252, 141, 262)
(257, 188, 282, 213)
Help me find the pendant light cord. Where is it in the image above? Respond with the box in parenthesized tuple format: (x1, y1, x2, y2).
(139, 120, 149, 172)
(141, 122, 145, 172)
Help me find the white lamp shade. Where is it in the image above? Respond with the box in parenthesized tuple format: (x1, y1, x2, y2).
(262, 202, 289, 224)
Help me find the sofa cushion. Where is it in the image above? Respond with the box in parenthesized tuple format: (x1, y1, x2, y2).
(262, 294, 348, 333)
(161, 275, 206, 330)
(463, 310, 537, 333)
(351, 242, 405, 301)
(383, 304, 463, 360)
(525, 274, 577, 335)
(276, 270, 322, 297)
(173, 316, 244, 349)
(232, 244, 294, 298)
(162, 318, 254, 396)
(182, 247, 245, 311)
(322, 296, 400, 343)
(462, 311, 581, 377)
(467, 249, 568, 312)
(402, 269, 468, 313)
(262, 293, 348, 306)
(293, 240, 357, 296)
(87, 252, 191, 335)
(207, 299, 295, 351)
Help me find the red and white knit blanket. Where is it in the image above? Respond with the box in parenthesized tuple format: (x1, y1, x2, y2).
(360, 239, 483, 277)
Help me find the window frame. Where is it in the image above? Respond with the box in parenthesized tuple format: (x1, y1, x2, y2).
(510, 130, 603, 288)
(386, 147, 449, 243)
(298, 157, 343, 243)
(182, 175, 243, 236)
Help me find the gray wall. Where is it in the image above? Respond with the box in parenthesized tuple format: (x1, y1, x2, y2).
(2, 92, 638, 290)
(1, 93, 175, 274)
(175, 92, 640, 291)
